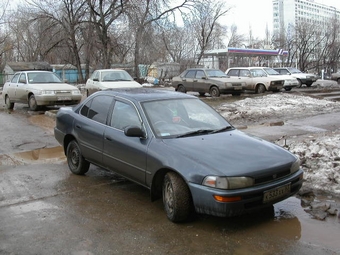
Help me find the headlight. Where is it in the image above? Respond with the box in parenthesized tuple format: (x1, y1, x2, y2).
(290, 158, 300, 173)
(40, 90, 56, 95)
(202, 176, 254, 190)
(71, 90, 81, 95)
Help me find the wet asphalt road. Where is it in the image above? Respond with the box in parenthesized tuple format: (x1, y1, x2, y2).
(1, 91, 340, 255)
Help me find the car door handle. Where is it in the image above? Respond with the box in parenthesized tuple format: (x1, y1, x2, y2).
(104, 136, 112, 141)
(193, 79, 198, 82)
(75, 124, 82, 129)
(182, 79, 186, 81)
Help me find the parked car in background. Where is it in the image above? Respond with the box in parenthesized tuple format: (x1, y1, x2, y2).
(225, 67, 284, 93)
(2, 71, 82, 111)
(259, 67, 299, 91)
(54, 88, 303, 223)
(85, 69, 142, 96)
(273, 67, 317, 87)
(171, 68, 244, 97)
(331, 72, 340, 83)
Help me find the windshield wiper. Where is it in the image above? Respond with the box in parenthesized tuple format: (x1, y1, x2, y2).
(210, 125, 233, 134)
(176, 129, 214, 138)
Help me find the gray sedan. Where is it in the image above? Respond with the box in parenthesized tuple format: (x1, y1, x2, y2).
(54, 88, 303, 222)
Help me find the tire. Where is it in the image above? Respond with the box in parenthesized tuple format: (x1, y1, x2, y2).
(28, 95, 40, 111)
(177, 85, 186, 93)
(306, 83, 312, 87)
(86, 90, 90, 97)
(337, 78, 340, 84)
(209, 86, 220, 97)
(162, 172, 193, 223)
(66, 140, 90, 175)
(297, 79, 302, 87)
(284, 87, 292, 91)
(199, 92, 205, 96)
(5, 95, 14, 110)
(256, 84, 266, 94)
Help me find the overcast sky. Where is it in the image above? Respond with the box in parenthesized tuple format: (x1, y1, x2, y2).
(224, 0, 340, 38)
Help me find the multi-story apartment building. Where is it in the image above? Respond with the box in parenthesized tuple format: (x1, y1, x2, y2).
(273, 0, 340, 36)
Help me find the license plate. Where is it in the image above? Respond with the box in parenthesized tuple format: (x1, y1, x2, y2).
(57, 97, 71, 101)
(263, 183, 291, 203)
(234, 87, 242, 90)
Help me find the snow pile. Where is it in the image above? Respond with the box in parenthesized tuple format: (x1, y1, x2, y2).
(285, 134, 340, 194)
(216, 94, 340, 195)
(218, 94, 340, 124)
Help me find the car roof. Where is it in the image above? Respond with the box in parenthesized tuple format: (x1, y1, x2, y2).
(228, 67, 268, 70)
(92, 88, 197, 102)
(95, 69, 126, 72)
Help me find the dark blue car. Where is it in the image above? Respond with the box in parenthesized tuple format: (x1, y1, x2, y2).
(54, 88, 303, 222)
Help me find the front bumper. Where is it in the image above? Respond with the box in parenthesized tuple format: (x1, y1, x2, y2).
(188, 169, 303, 217)
(36, 94, 82, 106)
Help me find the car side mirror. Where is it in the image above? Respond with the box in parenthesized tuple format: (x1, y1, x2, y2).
(124, 126, 145, 138)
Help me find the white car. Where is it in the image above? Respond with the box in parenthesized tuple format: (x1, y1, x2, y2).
(225, 67, 284, 93)
(2, 71, 82, 111)
(85, 69, 142, 96)
(273, 67, 317, 87)
(259, 67, 299, 91)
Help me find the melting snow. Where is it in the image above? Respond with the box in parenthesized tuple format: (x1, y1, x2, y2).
(217, 94, 340, 195)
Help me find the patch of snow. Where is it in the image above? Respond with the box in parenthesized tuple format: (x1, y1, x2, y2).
(218, 94, 340, 124)
(217, 94, 340, 195)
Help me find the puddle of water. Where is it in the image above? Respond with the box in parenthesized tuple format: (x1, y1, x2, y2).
(28, 114, 55, 132)
(13, 146, 65, 162)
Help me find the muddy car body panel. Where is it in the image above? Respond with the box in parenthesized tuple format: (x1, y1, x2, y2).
(54, 88, 303, 222)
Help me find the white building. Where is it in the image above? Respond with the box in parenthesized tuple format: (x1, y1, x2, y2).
(273, 0, 340, 36)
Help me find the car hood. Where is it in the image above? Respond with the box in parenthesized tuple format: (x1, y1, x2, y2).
(28, 83, 78, 91)
(161, 130, 296, 178)
(94, 81, 142, 89)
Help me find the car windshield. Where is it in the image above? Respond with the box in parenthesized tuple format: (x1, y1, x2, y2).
(142, 98, 232, 138)
(206, 69, 228, 78)
(101, 70, 133, 82)
(287, 67, 302, 74)
(264, 68, 280, 75)
(28, 72, 62, 84)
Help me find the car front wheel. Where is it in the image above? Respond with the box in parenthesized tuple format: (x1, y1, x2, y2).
(5, 95, 14, 109)
(162, 172, 193, 223)
(66, 140, 90, 175)
(28, 95, 40, 111)
(256, 84, 266, 94)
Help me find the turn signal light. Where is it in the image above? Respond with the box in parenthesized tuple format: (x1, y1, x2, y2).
(213, 195, 242, 202)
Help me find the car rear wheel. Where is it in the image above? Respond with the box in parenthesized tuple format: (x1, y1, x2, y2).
(209, 86, 220, 97)
(177, 85, 186, 93)
(28, 95, 40, 111)
(163, 172, 192, 223)
(284, 87, 292, 91)
(256, 84, 266, 94)
(5, 95, 14, 110)
(66, 140, 90, 175)
(199, 92, 205, 96)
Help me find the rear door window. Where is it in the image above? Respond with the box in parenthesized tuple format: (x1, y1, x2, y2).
(80, 95, 113, 124)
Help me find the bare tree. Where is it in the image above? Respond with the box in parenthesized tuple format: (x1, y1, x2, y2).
(124, 0, 193, 78)
(87, 0, 126, 69)
(188, 0, 231, 65)
(27, 0, 89, 82)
